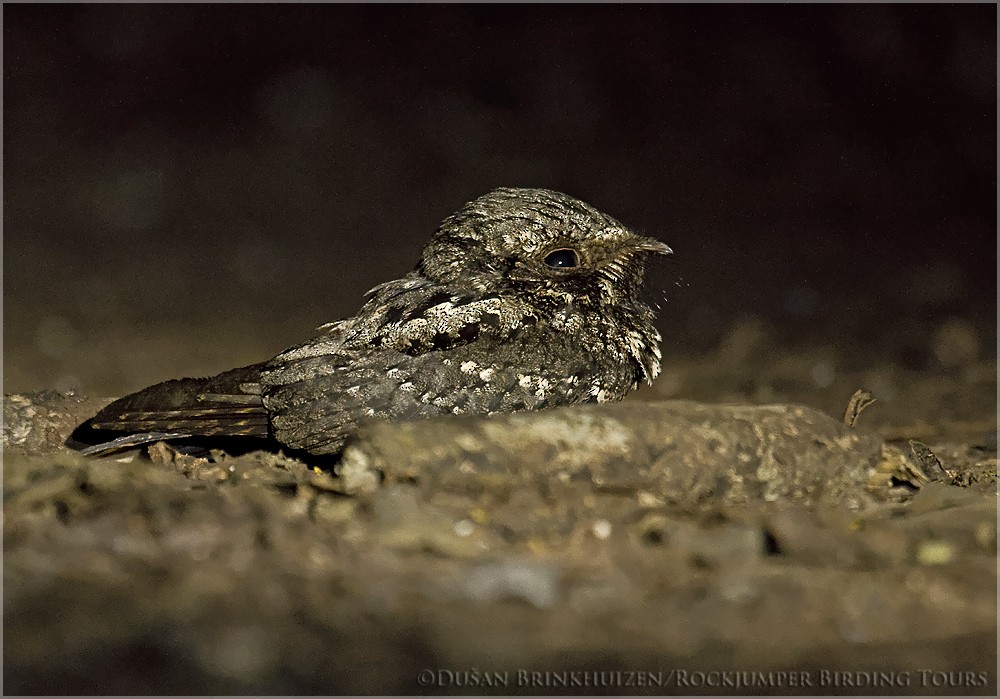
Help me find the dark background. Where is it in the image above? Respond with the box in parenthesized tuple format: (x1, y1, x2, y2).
(3, 3, 996, 398)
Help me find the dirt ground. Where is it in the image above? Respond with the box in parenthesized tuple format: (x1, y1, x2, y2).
(3, 320, 996, 696)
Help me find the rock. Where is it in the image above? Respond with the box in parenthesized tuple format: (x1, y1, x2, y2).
(3, 392, 110, 455)
(339, 400, 885, 508)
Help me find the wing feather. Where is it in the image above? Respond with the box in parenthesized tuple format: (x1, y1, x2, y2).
(260, 320, 602, 455)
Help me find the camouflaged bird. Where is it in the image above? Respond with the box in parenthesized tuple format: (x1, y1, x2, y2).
(71, 188, 672, 458)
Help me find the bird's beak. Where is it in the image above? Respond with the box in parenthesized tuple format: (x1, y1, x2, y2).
(632, 236, 673, 256)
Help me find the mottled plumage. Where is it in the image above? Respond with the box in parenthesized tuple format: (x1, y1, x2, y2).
(71, 188, 672, 458)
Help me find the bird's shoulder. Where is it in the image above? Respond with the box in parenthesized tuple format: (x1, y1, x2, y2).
(267, 274, 542, 370)
(350, 274, 543, 355)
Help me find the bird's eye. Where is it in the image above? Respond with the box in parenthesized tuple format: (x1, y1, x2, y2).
(543, 248, 580, 269)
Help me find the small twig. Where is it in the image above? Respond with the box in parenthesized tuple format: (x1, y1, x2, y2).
(843, 389, 876, 427)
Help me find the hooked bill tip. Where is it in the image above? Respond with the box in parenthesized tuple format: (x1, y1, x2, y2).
(634, 238, 673, 255)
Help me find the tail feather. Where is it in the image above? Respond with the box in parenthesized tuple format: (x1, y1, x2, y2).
(90, 414, 270, 436)
(69, 362, 273, 454)
(91, 405, 269, 434)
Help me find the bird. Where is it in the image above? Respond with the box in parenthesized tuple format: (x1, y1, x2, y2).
(69, 187, 672, 460)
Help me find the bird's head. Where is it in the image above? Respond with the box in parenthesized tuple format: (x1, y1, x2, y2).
(418, 187, 672, 312)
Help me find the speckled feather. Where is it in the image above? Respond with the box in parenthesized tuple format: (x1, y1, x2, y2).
(75, 187, 671, 457)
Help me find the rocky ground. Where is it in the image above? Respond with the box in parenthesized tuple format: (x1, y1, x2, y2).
(3, 332, 996, 696)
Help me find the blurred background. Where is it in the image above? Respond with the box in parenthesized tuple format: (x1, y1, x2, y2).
(3, 4, 996, 426)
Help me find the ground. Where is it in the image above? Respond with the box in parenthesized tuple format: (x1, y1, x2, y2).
(3, 321, 996, 696)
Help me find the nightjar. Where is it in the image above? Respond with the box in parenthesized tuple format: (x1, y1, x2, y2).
(70, 188, 672, 458)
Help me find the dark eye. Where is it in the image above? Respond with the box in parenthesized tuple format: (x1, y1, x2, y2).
(543, 248, 580, 269)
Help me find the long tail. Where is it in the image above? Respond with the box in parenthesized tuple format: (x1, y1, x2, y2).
(68, 363, 271, 456)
